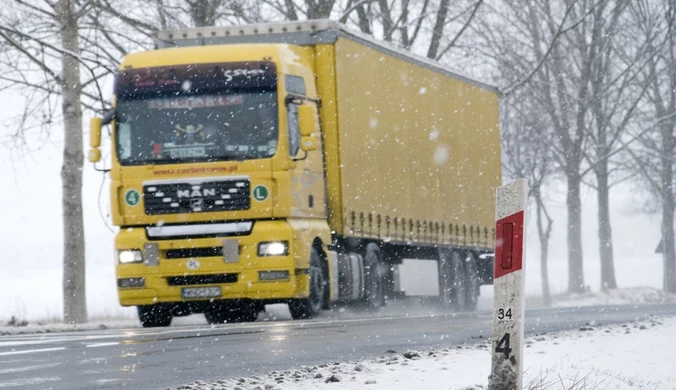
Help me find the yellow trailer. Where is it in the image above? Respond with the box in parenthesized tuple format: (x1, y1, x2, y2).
(89, 20, 501, 327)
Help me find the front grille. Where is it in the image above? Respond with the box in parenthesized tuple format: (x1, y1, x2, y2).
(144, 179, 250, 215)
(167, 274, 238, 286)
(165, 247, 223, 259)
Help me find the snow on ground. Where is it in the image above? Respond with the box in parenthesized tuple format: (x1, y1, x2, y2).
(0, 318, 140, 336)
(552, 287, 676, 307)
(175, 316, 676, 390)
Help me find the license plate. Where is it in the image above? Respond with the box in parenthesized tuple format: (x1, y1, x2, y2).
(168, 146, 206, 158)
(181, 286, 221, 299)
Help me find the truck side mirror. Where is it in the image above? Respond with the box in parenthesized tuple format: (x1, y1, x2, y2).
(298, 105, 316, 137)
(300, 136, 317, 152)
(89, 117, 102, 163)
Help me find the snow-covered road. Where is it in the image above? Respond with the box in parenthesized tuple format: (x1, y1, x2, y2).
(176, 315, 676, 390)
(1, 304, 675, 389)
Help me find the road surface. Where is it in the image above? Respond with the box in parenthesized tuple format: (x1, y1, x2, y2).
(1, 303, 675, 389)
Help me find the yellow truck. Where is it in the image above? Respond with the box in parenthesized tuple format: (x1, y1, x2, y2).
(89, 20, 501, 327)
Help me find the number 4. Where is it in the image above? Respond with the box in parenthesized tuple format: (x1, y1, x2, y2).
(495, 333, 512, 358)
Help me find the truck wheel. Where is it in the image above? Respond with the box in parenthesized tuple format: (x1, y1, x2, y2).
(438, 249, 453, 308)
(363, 243, 384, 312)
(449, 251, 467, 312)
(463, 252, 481, 311)
(438, 250, 466, 312)
(383, 264, 395, 305)
(289, 247, 324, 319)
(137, 305, 172, 328)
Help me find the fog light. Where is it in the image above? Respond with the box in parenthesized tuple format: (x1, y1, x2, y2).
(117, 277, 145, 288)
(258, 241, 289, 256)
(259, 270, 290, 281)
(118, 249, 143, 264)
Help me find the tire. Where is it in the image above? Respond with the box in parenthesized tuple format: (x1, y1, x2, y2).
(137, 305, 172, 328)
(463, 252, 481, 312)
(438, 250, 466, 312)
(363, 243, 384, 312)
(383, 264, 395, 305)
(438, 250, 453, 309)
(289, 247, 325, 320)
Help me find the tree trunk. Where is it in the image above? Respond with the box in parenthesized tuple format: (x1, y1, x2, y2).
(377, 0, 394, 41)
(662, 122, 676, 293)
(58, 0, 87, 324)
(355, 4, 372, 35)
(426, 0, 449, 59)
(534, 186, 552, 307)
(285, 0, 299, 20)
(566, 172, 585, 293)
(190, 0, 218, 27)
(596, 161, 617, 289)
(339, 0, 372, 35)
(306, 0, 335, 19)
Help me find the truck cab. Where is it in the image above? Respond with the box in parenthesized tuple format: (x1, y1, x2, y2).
(91, 43, 332, 326)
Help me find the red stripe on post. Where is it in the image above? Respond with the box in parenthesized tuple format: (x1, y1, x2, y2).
(494, 210, 524, 279)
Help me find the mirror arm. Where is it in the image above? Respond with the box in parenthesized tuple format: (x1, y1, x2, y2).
(285, 94, 321, 108)
(93, 162, 111, 173)
(102, 109, 116, 126)
(291, 150, 309, 162)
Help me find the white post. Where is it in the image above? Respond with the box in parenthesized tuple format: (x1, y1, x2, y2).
(488, 179, 528, 390)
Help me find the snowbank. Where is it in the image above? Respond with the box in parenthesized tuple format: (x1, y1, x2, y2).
(175, 316, 676, 390)
(552, 287, 676, 307)
(0, 319, 140, 336)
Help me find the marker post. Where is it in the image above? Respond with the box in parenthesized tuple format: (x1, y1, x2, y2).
(488, 179, 528, 390)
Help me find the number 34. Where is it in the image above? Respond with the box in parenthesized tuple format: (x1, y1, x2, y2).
(497, 308, 513, 320)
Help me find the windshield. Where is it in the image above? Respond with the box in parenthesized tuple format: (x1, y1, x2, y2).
(115, 91, 278, 165)
(113, 61, 278, 165)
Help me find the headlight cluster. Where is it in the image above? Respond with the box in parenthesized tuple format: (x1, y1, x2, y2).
(118, 240, 289, 264)
(259, 270, 290, 281)
(258, 241, 289, 256)
(117, 249, 143, 264)
(117, 277, 145, 288)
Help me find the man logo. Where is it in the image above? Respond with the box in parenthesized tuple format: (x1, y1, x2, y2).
(177, 188, 216, 198)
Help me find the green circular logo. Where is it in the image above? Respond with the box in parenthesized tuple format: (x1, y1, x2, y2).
(252, 185, 269, 202)
(125, 189, 141, 206)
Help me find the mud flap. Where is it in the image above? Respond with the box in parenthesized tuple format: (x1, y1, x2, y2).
(478, 254, 495, 285)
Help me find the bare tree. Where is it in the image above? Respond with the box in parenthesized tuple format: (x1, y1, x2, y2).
(501, 90, 556, 306)
(470, 0, 595, 293)
(339, 0, 374, 33)
(627, 0, 676, 293)
(572, 0, 655, 290)
(372, 0, 485, 60)
(0, 0, 116, 323)
(98, 0, 255, 30)
(254, 0, 338, 21)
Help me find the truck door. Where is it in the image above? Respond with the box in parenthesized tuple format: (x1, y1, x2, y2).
(287, 96, 325, 219)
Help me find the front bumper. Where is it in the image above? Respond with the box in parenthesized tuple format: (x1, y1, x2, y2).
(115, 220, 309, 307)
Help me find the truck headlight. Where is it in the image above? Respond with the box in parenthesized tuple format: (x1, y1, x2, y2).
(258, 241, 289, 256)
(117, 277, 145, 288)
(118, 249, 143, 264)
(259, 270, 290, 281)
